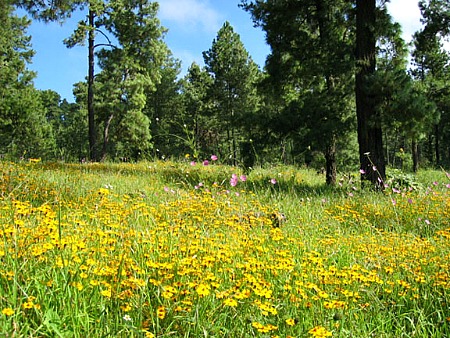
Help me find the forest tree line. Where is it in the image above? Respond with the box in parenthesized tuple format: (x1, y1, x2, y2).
(1, 0, 450, 186)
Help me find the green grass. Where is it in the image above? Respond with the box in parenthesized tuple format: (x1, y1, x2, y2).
(0, 159, 449, 337)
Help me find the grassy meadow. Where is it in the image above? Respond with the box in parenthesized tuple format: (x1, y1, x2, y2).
(0, 159, 449, 337)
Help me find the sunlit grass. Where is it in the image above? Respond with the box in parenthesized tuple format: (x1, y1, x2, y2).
(0, 160, 449, 337)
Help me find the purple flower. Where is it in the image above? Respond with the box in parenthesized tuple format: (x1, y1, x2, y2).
(211, 155, 218, 161)
(230, 174, 238, 187)
(270, 178, 277, 185)
(203, 160, 209, 166)
(407, 198, 413, 204)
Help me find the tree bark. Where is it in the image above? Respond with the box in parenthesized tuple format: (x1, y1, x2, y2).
(325, 135, 337, 186)
(412, 139, 419, 173)
(88, 9, 96, 161)
(355, 0, 385, 188)
(434, 124, 440, 165)
(101, 113, 114, 162)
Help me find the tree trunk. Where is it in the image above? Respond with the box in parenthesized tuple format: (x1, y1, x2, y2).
(88, 9, 96, 161)
(325, 135, 337, 186)
(434, 124, 440, 165)
(101, 113, 114, 161)
(355, 0, 385, 188)
(412, 139, 419, 173)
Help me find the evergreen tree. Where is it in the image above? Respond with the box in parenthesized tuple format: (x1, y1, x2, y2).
(411, 0, 450, 166)
(146, 55, 186, 159)
(66, 0, 168, 161)
(178, 63, 214, 159)
(0, 2, 55, 159)
(203, 21, 261, 166)
(241, 0, 355, 184)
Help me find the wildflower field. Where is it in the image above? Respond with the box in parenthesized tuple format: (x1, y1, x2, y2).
(1, 159, 449, 337)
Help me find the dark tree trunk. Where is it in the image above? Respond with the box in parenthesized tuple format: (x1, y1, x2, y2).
(434, 124, 440, 165)
(412, 139, 419, 173)
(325, 135, 337, 186)
(355, 0, 385, 188)
(427, 133, 434, 164)
(88, 9, 96, 161)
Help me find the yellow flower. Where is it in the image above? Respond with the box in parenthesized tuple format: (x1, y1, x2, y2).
(196, 283, 211, 297)
(308, 325, 332, 337)
(223, 298, 238, 307)
(2, 308, 14, 316)
(100, 288, 112, 298)
(157, 306, 166, 320)
(285, 318, 296, 326)
(120, 303, 132, 312)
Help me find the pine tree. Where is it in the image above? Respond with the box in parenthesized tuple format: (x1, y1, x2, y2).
(203, 21, 261, 166)
(241, 0, 355, 184)
(0, 2, 55, 158)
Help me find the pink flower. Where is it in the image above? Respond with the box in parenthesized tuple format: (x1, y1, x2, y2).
(359, 169, 366, 174)
(391, 198, 397, 206)
(203, 160, 209, 166)
(230, 174, 238, 187)
(407, 198, 413, 204)
(270, 178, 277, 185)
(446, 184, 450, 189)
(425, 219, 431, 225)
(164, 187, 169, 192)
(372, 165, 377, 171)
(211, 155, 218, 161)
(240, 175, 247, 182)
(190, 161, 196, 166)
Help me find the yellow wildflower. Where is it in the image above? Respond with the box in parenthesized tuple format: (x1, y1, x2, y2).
(2, 308, 14, 316)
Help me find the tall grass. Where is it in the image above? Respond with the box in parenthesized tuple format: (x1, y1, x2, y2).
(0, 159, 449, 337)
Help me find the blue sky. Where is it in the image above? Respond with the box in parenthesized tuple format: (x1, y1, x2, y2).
(22, 0, 422, 102)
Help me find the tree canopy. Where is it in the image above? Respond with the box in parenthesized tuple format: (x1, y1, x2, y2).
(1, 0, 449, 177)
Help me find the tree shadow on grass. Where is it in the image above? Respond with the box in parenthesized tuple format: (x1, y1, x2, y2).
(41, 161, 347, 198)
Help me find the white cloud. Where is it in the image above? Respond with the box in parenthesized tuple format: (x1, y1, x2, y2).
(386, 0, 423, 42)
(158, 0, 222, 33)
